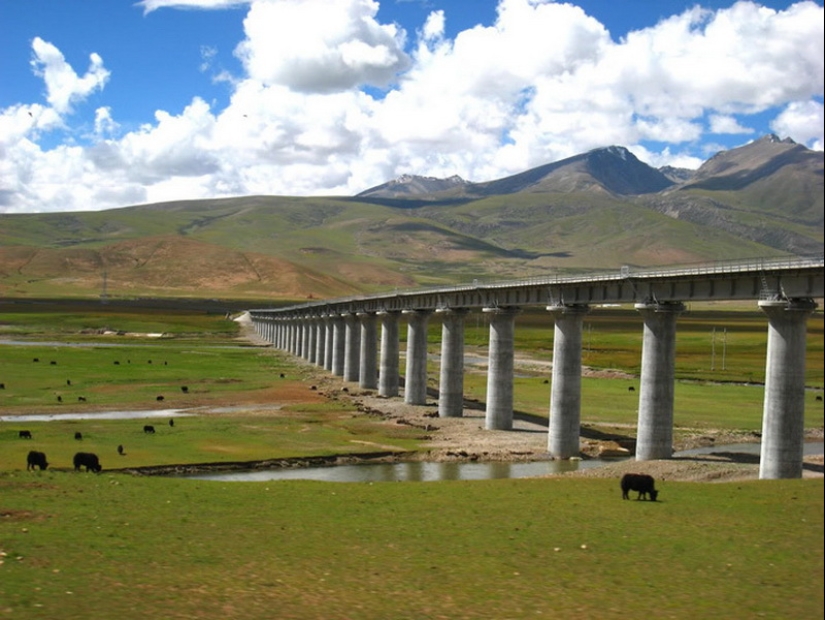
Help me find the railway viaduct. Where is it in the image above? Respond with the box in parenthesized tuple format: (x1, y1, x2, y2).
(249, 256, 824, 479)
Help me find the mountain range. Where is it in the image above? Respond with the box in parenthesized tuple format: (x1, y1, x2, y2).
(0, 134, 821, 303)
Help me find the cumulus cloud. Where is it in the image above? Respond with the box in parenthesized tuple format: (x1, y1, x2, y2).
(234, 0, 410, 92)
(30, 37, 110, 115)
(1, 0, 823, 213)
(771, 100, 825, 151)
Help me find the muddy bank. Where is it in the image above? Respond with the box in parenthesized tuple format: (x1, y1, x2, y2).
(111, 450, 416, 477)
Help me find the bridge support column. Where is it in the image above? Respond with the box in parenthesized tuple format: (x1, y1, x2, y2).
(547, 304, 590, 458)
(344, 313, 361, 383)
(484, 307, 521, 430)
(635, 301, 685, 461)
(378, 311, 401, 397)
(359, 312, 378, 390)
(288, 320, 298, 355)
(758, 298, 817, 479)
(324, 317, 334, 371)
(315, 318, 326, 367)
(437, 308, 469, 418)
(306, 318, 317, 363)
(297, 320, 306, 358)
(403, 310, 432, 405)
(331, 315, 346, 377)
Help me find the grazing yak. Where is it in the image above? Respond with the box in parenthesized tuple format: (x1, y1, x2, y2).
(27, 450, 49, 471)
(74, 431, 83, 440)
(621, 473, 659, 501)
(19, 430, 32, 439)
(73, 452, 102, 472)
(144, 425, 156, 434)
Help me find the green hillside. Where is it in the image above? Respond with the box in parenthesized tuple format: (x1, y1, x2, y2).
(0, 189, 812, 302)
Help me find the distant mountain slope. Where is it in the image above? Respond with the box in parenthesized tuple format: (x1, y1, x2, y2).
(356, 174, 468, 198)
(470, 146, 675, 196)
(358, 146, 676, 199)
(683, 135, 812, 190)
(0, 135, 821, 301)
(640, 135, 824, 254)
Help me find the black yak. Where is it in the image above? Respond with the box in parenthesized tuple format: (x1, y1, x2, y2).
(621, 473, 659, 501)
(27, 450, 49, 471)
(73, 452, 102, 472)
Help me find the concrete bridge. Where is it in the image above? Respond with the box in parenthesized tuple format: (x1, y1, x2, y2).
(249, 256, 824, 479)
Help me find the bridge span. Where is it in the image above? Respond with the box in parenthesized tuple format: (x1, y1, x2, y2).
(249, 256, 824, 479)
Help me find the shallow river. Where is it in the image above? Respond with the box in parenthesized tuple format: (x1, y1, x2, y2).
(3, 410, 820, 483)
(185, 442, 824, 483)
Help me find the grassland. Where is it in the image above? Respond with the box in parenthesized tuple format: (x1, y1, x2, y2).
(1, 301, 823, 619)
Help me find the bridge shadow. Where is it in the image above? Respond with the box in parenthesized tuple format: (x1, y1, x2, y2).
(672, 451, 761, 465)
(580, 424, 637, 449)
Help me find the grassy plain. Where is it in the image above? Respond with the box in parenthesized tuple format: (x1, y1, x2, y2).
(1, 302, 823, 619)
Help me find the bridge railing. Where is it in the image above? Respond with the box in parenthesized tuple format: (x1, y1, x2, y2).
(252, 254, 824, 314)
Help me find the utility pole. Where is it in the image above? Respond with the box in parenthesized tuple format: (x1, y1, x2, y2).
(711, 327, 716, 371)
(101, 269, 109, 304)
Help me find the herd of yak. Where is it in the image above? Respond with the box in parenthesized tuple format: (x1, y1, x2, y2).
(18, 420, 174, 475)
(18, 425, 661, 500)
(10, 356, 663, 498)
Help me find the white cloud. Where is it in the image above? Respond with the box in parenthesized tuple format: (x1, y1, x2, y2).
(1, 0, 823, 213)
(30, 37, 110, 115)
(709, 114, 752, 135)
(94, 107, 118, 137)
(234, 0, 409, 92)
(770, 100, 825, 151)
(137, 0, 249, 14)
(421, 10, 445, 42)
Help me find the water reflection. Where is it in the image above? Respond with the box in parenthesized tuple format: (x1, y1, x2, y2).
(186, 442, 823, 483)
(185, 457, 625, 483)
(0, 409, 194, 422)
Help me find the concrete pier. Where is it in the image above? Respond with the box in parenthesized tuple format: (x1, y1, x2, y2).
(547, 304, 590, 458)
(359, 312, 378, 390)
(483, 307, 520, 430)
(307, 318, 317, 363)
(331, 315, 346, 377)
(403, 310, 432, 405)
(315, 318, 326, 367)
(378, 311, 401, 397)
(635, 301, 685, 461)
(324, 317, 334, 371)
(300, 321, 309, 358)
(758, 298, 818, 479)
(343, 313, 361, 383)
(437, 308, 469, 418)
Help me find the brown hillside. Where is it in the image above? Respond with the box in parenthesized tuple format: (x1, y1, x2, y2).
(0, 236, 365, 300)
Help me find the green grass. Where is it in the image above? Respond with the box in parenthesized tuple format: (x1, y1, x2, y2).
(0, 473, 821, 619)
(0, 407, 424, 473)
(1, 303, 823, 619)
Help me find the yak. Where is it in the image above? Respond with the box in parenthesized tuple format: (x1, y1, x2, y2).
(621, 473, 659, 501)
(27, 450, 49, 471)
(73, 452, 102, 473)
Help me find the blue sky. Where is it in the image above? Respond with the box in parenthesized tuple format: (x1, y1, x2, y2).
(0, 0, 822, 213)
